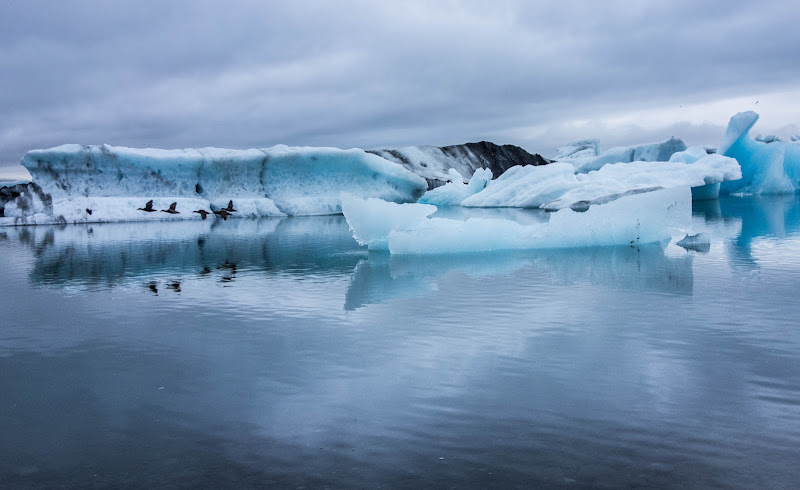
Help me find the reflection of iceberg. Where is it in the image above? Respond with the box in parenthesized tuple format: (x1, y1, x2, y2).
(344, 244, 694, 310)
(716, 195, 800, 270)
(10, 216, 365, 289)
(344, 187, 692, 254)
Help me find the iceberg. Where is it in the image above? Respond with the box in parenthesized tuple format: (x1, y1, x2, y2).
(459, 154, 740, 211)
(558, 137, 688, 173)
(343, 186, 692, 254)
(3, 144, 427, 225)
(676, 232, 711, 252)
(340, 192, 436, 251)
(718, 111, 800, 195)
(417, 168, 493, 206)
(542, 154, 740, 211)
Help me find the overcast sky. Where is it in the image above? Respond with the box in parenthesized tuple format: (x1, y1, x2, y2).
(2, 0, 799, 180)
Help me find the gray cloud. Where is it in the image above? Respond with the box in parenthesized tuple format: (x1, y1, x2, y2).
(1, 0, 799, 179)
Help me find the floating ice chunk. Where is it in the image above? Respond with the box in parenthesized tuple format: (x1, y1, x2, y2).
(340, 192, 436, 250)
(262, 145, 427, 215)
(556, 139, 600, 160)
(561, 137, 687, 173)
(9, 143, 427, 224)
(459, 155, 739, 211)
(383, 186, 691, 254)
(542, 155, 740, 210)
(448, 168, 465, 183)
(668, 145, 711, 164)
(668, 146, 726, 200)
(461, 163, 577, 208)
(418, 168, 493, 206)
(676, 232, 711, 252)
(718, 112, 800, 195)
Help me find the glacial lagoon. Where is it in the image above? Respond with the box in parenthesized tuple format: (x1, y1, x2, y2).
(1, 195, 800, 487)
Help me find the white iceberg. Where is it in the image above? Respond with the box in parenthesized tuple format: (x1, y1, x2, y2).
(718, 111, 800, 195)
(4, 144, 427, 225)
(343, 186, 692, 255)
(558, 137, 688, 173)
(460, 155, 740, 211)
(340, 192, 436, 251)
(417, 168, 492, 206)
(542, 154, 740, 211)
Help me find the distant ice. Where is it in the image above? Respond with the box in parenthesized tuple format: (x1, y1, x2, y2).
(558, 136, 688, 173)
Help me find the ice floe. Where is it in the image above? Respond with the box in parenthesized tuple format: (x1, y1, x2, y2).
(344, 186, 692, 254)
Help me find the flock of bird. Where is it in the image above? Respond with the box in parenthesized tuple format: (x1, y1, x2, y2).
(136, 200, 238, 220)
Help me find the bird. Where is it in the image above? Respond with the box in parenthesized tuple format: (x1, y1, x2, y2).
(193, 209, 210, 220)
(161, 202, 180, 214)
(224, 200, 237, 212)
(137, 200, 156, 212)
(213, 209, 232, 220)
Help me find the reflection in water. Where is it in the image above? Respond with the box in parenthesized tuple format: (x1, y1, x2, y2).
(346, 245, 693, 310)
(7, 217, 365, 289)
(694, 194, 800, 270)
(2, 197, 800, 487)
(8, 215, 695, 308)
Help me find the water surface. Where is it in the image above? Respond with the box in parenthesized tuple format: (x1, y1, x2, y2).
(1, 196, 800, 488)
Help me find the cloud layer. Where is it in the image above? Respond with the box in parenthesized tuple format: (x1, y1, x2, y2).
(2, 0, 799, 179)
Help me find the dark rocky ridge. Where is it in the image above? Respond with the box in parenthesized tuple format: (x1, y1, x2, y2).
(368, 141, 551, 190)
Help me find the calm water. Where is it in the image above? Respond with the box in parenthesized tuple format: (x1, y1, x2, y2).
(1, 196, 800, 488)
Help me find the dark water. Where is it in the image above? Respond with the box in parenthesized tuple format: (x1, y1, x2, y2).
(1, 196, 800, 488)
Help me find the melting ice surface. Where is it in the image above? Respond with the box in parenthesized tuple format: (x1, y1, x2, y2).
(2, 195, 800, 487)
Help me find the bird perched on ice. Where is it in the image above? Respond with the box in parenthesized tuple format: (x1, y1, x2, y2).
(193, 209, 210, 220)
(161, 202, 180, 214)
(137, 200, 156, 212)
(223, 200, 237, 212)
(213, 209, 232, 220)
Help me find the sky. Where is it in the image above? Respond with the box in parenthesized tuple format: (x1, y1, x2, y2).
(1, 0, 799, 180)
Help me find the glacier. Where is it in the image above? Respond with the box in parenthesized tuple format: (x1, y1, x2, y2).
(2, 144, 427, 225)
(343, 186, 692, 254)
(718, 111, 800, 195)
